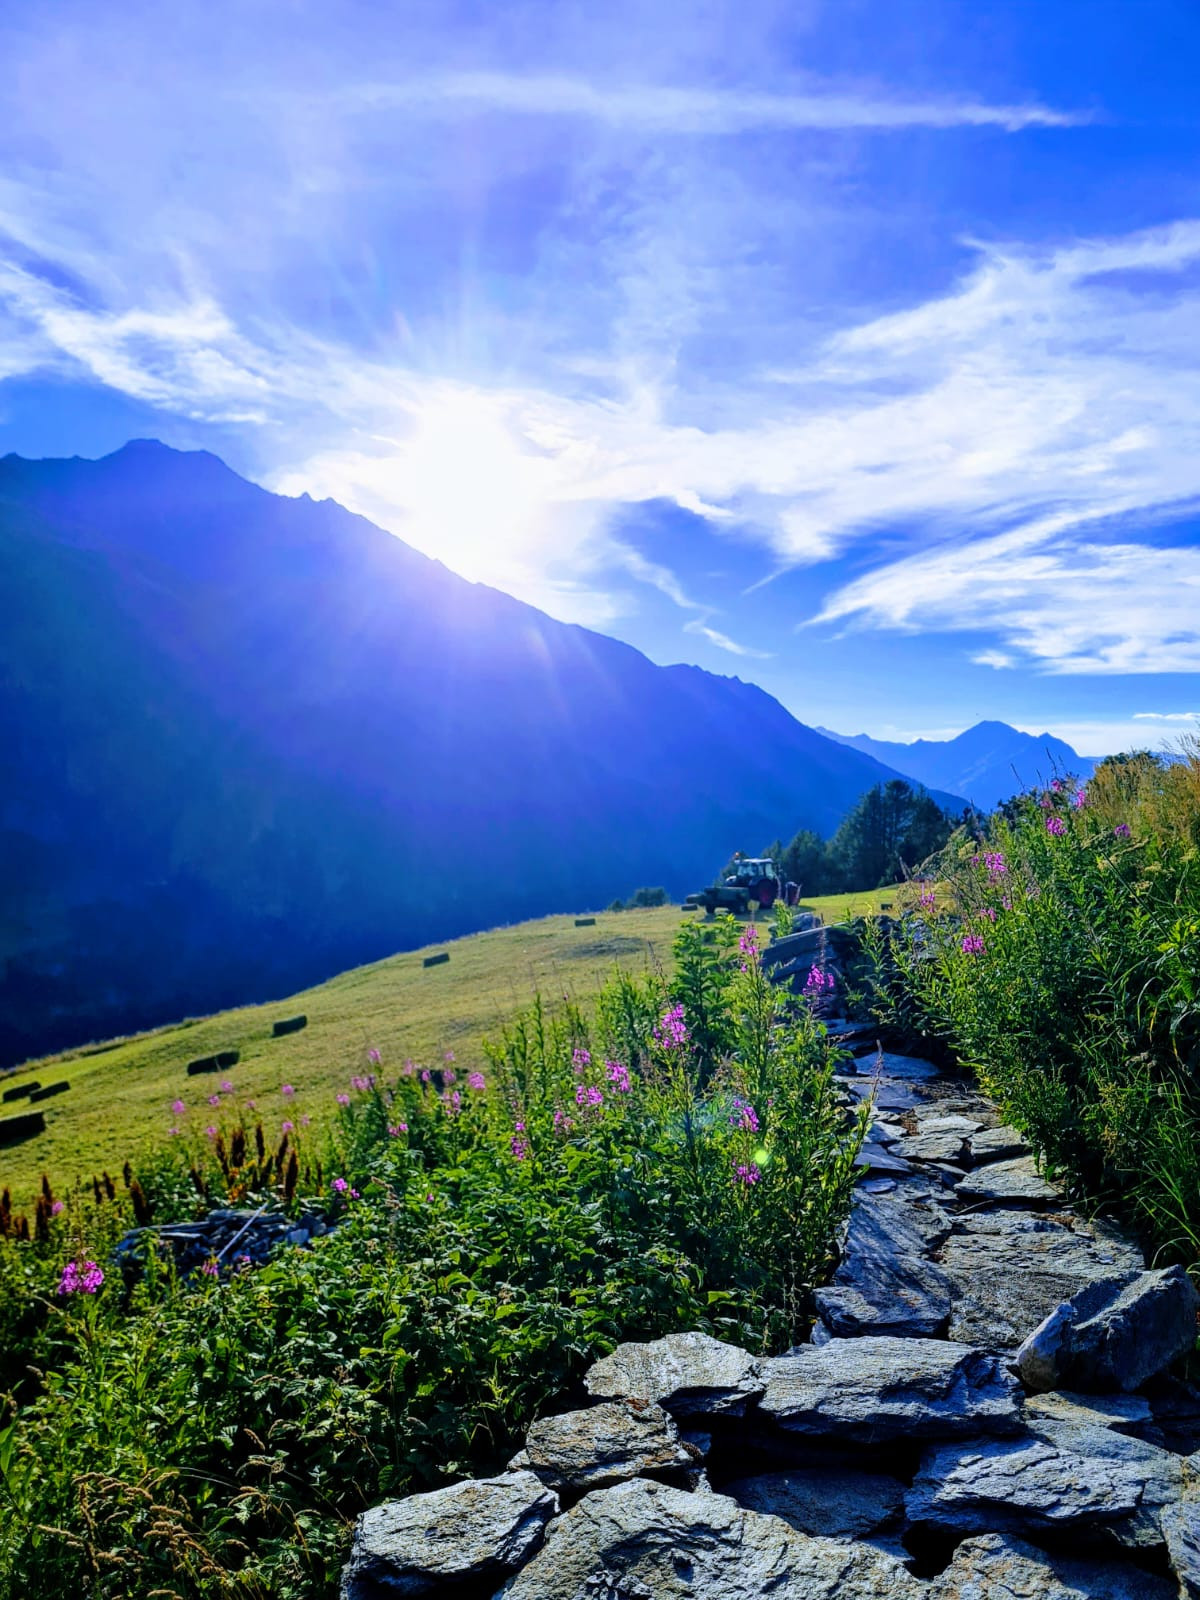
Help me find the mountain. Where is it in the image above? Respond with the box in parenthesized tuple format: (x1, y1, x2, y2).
(0, 440, 963, 1065)
(815, 720, 1098, 811)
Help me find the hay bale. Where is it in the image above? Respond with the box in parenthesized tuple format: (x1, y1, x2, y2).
(216, 1050, 240, 1068)
(1, 1081, 39, 1103)
(186, 1055, 221, 1076)
(29, 1081, 69, 1103)
(0, 1110, 46, 1146)
(574, 917, 597, 927)
(272, 1015, 308, 1038)
(422, 952, 450, 969)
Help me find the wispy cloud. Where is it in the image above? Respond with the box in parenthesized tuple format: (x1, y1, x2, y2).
(683, 619, 773, 658)
(333, 71, 1085, 134)
(1134, 711, 1200, 722)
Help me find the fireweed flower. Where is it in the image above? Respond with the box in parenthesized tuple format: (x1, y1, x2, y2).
(168, 1126, 180, 1137)
(1051, 778, 1064, 793)
(572, 1046, 592, 1075)
(388, 1122, 408, 1136)
(805, 966, 835, 993)
(281, 1084, 295, 1098)
(208, 1094, 220, 1107)
(205, 1125, 217, 1139)
(1114, 823, 1132, 838)
(733, 1162, 761, 1186)
(1046, 816, 1066, 837)
(441, 1090, 462, 1116)
(575, 1084, 604, 1109)
(336, 1093, 351, 1107)
(332, 1177, 348, 1193)
(442, 1069, 457, 1086)
(984, 852, 1007, 878)
(401, 1059, 416, 1078)
(444, 1051, 456, 1064)
(737, 925, 758, 956)
(1072, 790, 1088, 809)
(467, 1071, 486, 1091)
(51, 1200, 64, 1216)
(367, 1047, 382, 1065)
(653, 1005, 689, 1050)
(961, 935, 985, 955)
(171, 1099, 186, 1115)
(200, 1259, 219, 1278)
(299, 1114, 311, 1128)
(420, 1069, 431, 1085)
(606, 1060, 631, 1093)
(511, 1134, 529, 1161)
(58, 1259, 104, 1295)
(281, 1119, 294, 1134)
(350, 1075, 370, 1092)
(553, 1109, 573, 1132)
(730, 1097, 760, 1132)
(918, 888, 937, 909)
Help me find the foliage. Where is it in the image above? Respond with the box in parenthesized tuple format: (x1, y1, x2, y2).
(608, 886, 669, 911)
(866, 748, 1200, 1265)
(0, 923, 864, 1600)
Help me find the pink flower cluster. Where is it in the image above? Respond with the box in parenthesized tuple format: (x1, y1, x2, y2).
(805, 966, 835, 993)
(737, 925, 759, 956)
(605, 1060, 631, 1093)
(1046, 816, 1066, 837)
(653, 1004, 689, 1050)
(984, 852, 1006, 878)
(388, 1122, 408, 1136)
(468, 1071, 486, 1091)
(729, 1097, 760, 1133)
(576, 1083, 604, 1109)
(918, 887, 937, 909)
(961, 934, 985, 955)
(572, 1047, 592, 1075)
(58, 1259, 104, 1295)
(1114, 823, 1132, 838)
(733, 1162, 761, 1186)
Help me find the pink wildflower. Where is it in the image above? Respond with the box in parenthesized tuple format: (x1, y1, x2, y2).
(336, 1092, 350, 1107)
(208, 1094, 220, 1107)
(51, 1200, 64, 1216)
(388, 1122, 408, 1136)
(444, 1050, 456, 1063)
(367, 1047, 382, 1065)
(606, 1060, 631, 1093)
(511, 1135, 529, 1161)
(332, 1177, 348, 1193)
(58, 1259, 104, 1295)
(1046, 816, 1066, 837)
(575, 1084, 604, 1109)
(281, 1084, 295, 1098)
(281, 1119, 294, 1134)
(171, 1099, 186, 1115)
(653, 1004, 689, 1051)
(200, 1259, 219, 1278)
(572, 1046, 591, 1075)
(468, 1071, 486, 1090)
(730, 1097, 760, 1133)
(733, 1162, 761, 1186)
(205, 1125, 217, 1139)
(220, 1080, 234, 1094)
(1114, 823, 1131, 838)
(961, 934, 985, 955)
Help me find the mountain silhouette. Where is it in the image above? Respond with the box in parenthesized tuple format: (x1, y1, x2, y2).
(816, 719, 1098, 811)
(0, 440, 962, 1063)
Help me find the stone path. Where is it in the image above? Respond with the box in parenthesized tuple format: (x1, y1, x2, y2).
(339, 1025, 1200, 1600)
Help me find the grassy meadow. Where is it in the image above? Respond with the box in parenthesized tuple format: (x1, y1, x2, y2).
(0, 887, 900, 1208)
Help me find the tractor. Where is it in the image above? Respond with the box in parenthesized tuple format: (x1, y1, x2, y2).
(685, 857, 799, 916)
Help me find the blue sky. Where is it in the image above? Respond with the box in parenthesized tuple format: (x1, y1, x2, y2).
(3, 0, 1200, 755)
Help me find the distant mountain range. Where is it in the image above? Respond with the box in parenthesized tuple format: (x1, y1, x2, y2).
(815, 721, 1099, 811)
(0, 440, 963, 1064)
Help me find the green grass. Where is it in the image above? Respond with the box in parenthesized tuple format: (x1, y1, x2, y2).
(0, 889, 899, 1208)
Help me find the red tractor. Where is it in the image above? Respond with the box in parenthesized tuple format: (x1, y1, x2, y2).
(685, 857, 799, 915)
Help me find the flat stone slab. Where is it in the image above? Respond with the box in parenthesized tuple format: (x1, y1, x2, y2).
(1025, 1391, 1156, 1437)
(955, 1155, 1060, 1204)
(815, 1190, 954, 1339)
(584, 1331, 764, 1418)
(932, 1531, 1176, 1600)
(524, 1401, 693, 1491)
(938, 1213, 1145, 1349)
(894, 1131, 972, 1165)
(852, 1051, 943, 1081)
(723, 1466, 906, 1540)
(340, 1470, 557, 1599)
(907, 1415, 1185, 1551)
(915, 1114, 985, 1137)
(1017, 1266, 1200, 1394)
(837, 1074, 926, 1113)
(1161, 1500, 1200, 1600)
(852, 1146, 915, 1177)
(497, 1479, 923, 1600)
(759, 1337, 1025, 1444)
(969, 1125, 1030, 1164)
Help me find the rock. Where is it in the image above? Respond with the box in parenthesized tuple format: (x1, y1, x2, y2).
(907, 1415, 1185, 1551)
(915, 1114, 984, 1137)
(938, 1212, 1145, 1349)
(932, 1531, 1176, 1599)
(837, 1074, 926, 1113)
(496, 1479, 923, 1600)
(852, 1146, 915, 1177)
(1016, 1267, 1199, 1393)
(1145, 1376, 1200, 1455)
(524, 1401, 693, 1491)
(814, 1190, 954, 1338)
(855, 1052, 942, 1082)
(584, 1332, 764, 1418)
(340, 1470, 557, 1599)
(723, 1466, 905, 1539)
(1161, 1500, 1200, 1598)
(1025, 1390, 1155, 1437)
(955, 1155, 1060, 1204)
(894, 1131, 972, 1165)
(758, 1337, 1025, 1444)
(860, 1178, 897, 1195)
(969, 1125, 1031, 1164)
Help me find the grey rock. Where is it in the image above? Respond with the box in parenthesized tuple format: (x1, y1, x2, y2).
(1025, 1390, 1155, 1436)
(860, 1178, 897, 1194)
(855, 1052, 943, 1082)
(969, 1125, 1031, 1164)
(340, 1470, 557, 1599)
(815, 1190, 954, 1338)
(852, 1146, 915, 1177)
(837, 1074, 926, 1113)
(955, 1155, 1060, 1204)
(584, 1332, 764, 1418)
(932, 1531, 1176, 1600)
(1162, 1500, 1200, 1598)
(915, 1114, 985, 1136)
(759, 1336, 1025, 1444)
(1017, 1267, 1199, 1393)
(723, 1466, 905, 1539)
(939, 1214, 1145, 1349)
(894, 1131, 972, 1165)
(497, 1479, 923, 1600)
(907, 1416, 1184, 1551)
(524, 1401, 693, 1492)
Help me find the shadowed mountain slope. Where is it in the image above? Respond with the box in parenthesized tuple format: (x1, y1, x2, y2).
(0, 440, 962, 1063)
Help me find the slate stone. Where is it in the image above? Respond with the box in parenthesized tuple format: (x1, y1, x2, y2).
(838, 1074, 926, 1113)
(907, 1415, 1185, 1551)
(496, 1479, 924, 1600)
(815, 1190, 954, 1338)
(584, 1332, 764, 1418)
(893, 1131, 972, 1165)
(1025, 1390, 1155, 1437)
(969, 1125, 1031, 1164)
(340, 1471, 557, 1599)
(524, 1401, 694, 1491)
(915, 1114, 985, 1137)
(758, 1336, 1025, 1444)
(1016, 1266, 1200, 1394)
(932, 1531, 1176, 1600)
(938, 1213, 1145, 1349)
(955, 1155, 1060, 1204)
(852, 1145, 915, 1177)
(1161, 1499, 1200, 1598)
(854, 1052, 942, 1082)
(723, 1466, 906, 1539)
(860, 1178, 897, 1195)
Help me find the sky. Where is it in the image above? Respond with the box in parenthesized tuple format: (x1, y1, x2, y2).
(2, 1, 1200, 756)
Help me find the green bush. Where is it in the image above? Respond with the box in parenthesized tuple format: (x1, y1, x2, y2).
(868, 755, 1200, 1265)
(0, 920, 864, 1600)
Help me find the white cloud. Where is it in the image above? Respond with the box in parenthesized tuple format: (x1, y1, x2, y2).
(972, 650, 1016, 670)
(330, 71, 1083, 134)
(1134, 711, 1200, 722)
(683, 619, 773, 658)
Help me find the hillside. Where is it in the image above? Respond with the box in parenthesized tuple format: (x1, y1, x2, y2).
(0, 441, 962, 1065)
(816, 719, 1098, 811)
(0, 890, 898, 1206)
